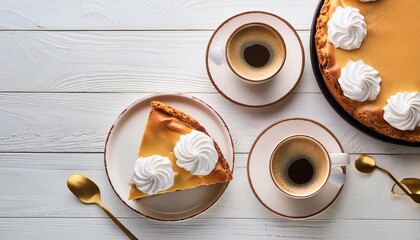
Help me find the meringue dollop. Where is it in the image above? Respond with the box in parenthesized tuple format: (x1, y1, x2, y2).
(133, 155, 175, 195)
(383, 92, 420, 131)
(327, 7, 367, 50)
(338, 60, 381, 102)
(174, 130, 218, 176)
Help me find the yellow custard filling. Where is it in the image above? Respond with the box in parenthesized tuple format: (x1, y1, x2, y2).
(326, 0, 420, 109)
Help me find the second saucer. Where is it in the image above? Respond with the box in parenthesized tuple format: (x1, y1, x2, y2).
(248, 118, 347, 219)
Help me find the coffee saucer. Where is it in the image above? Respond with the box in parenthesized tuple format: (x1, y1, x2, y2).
(247, 118, 346, 219)
(206, 11, 304, 108)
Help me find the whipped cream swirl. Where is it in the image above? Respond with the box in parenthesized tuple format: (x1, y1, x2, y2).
(383, 92, 420, 131)
(174, 130, 218, 176)
(327, 7, 367, 50)
(133, 155, 175, 195)
(338, 60, 381, 102)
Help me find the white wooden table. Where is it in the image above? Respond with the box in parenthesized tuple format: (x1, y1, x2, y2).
(1, 1, 419, 239)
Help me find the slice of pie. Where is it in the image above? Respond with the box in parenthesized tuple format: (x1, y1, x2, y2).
(128, 101, 233, 200)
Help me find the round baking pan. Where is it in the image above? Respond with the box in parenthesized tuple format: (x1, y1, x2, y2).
(310, 0, 420, 147)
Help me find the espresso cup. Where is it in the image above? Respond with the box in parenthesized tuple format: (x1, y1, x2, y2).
(269, 135, 349, 199)
(226, 22, 286, 84)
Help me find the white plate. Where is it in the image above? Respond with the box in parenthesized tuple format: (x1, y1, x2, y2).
(248, 118, 346, 219)
(206, 11, 305, 108)
(104, 93, 234, 221)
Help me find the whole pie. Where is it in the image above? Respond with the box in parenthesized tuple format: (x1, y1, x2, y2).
(315, 0, 420, 142)
(129, 101, 233, 200)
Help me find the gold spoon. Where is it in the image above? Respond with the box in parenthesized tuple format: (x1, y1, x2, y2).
(67, 174, 139, 240)
(355, 154, 420, 204)
(392, 178, 420, 195)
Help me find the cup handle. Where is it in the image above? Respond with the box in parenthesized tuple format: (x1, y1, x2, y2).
(329, 153, 350, 168)
(209, 42, 225, 65)
(327, 153, 349, 187)
(328, 167, 346, 187)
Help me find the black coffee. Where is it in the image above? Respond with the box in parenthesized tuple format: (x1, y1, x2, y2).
(288, 159, 314, 184)
(243, 44, 270, 68)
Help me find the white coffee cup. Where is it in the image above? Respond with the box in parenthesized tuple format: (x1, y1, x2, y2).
(226, 22, 287, 84)
(270, 135, 349, 199)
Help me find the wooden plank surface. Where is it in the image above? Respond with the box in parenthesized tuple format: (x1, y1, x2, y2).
(0, 31, 318, 93)
(1, 218, 419, 240)
(1, 93, 420, 154)
(1, 153, 419, 220)
(0, 0, 316, 30)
